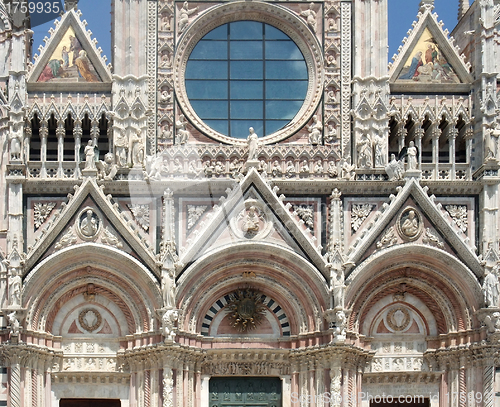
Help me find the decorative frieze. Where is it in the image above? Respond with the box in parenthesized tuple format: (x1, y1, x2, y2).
(203, 360, 290, 376)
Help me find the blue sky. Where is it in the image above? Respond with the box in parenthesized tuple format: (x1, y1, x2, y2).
(31, 0, 460, 67)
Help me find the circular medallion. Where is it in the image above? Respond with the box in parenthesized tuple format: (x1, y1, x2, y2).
(78, 308, 102, 332)
(226, 289, 266, 332)
(397, 206, 422, 241)
(386, 307, 411, 332)
(230, 199, 272, 239)
(76, 207, 101, 241)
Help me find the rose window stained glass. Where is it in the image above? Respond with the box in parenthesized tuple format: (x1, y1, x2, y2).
(185, 21, 308, 139)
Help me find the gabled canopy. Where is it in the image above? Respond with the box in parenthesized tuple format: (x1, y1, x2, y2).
(28, 9, 112, 92)
(389, 8, 472, 93)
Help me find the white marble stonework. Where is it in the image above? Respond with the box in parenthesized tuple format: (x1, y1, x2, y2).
(0, 0, 498, 406)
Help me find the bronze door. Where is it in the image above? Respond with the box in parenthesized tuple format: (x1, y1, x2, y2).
(59, 399, 120, 407)
(210, 377, 282, 407)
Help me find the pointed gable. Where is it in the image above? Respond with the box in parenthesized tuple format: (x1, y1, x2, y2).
(389, 7, 472, 93)
(24, 178, 158, 275)
(179, 168, 328, 278)
(27, 10, 112, 92)
(346, 179, 482, 278)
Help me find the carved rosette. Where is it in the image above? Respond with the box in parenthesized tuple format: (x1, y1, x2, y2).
(34, 202, 56, 229)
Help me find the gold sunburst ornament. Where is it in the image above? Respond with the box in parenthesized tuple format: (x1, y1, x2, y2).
(226, 289, 266, 332)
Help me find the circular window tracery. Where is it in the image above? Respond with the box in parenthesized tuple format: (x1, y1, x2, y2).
(174, 1, 324, 145)
(186, 21, 308, 139)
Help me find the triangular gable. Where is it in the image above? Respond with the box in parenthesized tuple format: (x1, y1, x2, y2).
(179, 168, 327, 277)
(345, 179, 482, 278)
(24, 178, 158, 275)
(389, 8, 472, 93)
(27, 10, 112, 92)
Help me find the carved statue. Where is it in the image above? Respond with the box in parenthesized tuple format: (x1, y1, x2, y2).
(484, 312, 500, 333)
(258, 159, 267, 174)
(162, 268, 176, 309)
(159, 90, 172, 105)
(9, 274, 22, 307)
(80, 209, 98, 237)
(242, 206, 260, 233)
(357, 133, 372, 168)
(300, 3, 317, 32)
(300, 159, 310, 174)
(96, 152, 118, 181)
(325, 124, 337, 144)
(162, 309, 179, 340)
(327, 161, 338, 178)
(488, 125, 500, 159)
(385, 153, 404, 181)
(314, 160, 323, 175)
(285, 161, 296, 178)
(159, 124, 172, 141)
(373, 132, 385, 167)
(229, 158, 243, 178)
(483, 269, 500, 308)
(7, 311, 20, 335)
(173, 158, 183, 173)
(9, 132, 21, 161)
(84, 140, 96, 170)
(175, 114, 190, 145)
(339, 158, 355, 180)
(161, 15, 170, 31)
(247, 127, 259, 161)
(144, 154, 162, 181)
(178, 1, 198, 32)
(407, 140, 418, 170)
(307, 115, 322, 145)
(271, 160, 282, 177)
(130, 130, 145, 167)
(401, 210, 419, 237)
(214, 161, 224, 176)
(334, 310, 346, 338)
(115, 129, 129, 168)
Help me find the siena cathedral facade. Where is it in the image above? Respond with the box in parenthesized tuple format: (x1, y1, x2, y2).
(1, 0, 500, 405)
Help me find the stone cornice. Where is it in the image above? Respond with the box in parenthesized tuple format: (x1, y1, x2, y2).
(0, 342, 62, 368)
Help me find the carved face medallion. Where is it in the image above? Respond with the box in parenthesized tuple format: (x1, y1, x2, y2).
(76, 207, 101, 240)
(397, 207, 422, 241)
(230, 199, 272, 240)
